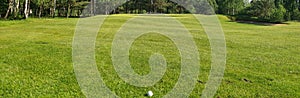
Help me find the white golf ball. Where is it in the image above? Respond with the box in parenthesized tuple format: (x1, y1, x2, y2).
(147, 91, 153, 97)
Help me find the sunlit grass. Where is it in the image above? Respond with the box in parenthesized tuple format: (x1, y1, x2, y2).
(0, 14, 299, 97)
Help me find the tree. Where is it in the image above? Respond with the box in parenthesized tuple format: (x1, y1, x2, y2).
(271, 4, 286, 23)
(275, 0, 283, 7)
(31, 0, 49, 18)
(216, 0, 245, 15)
(283, 0, 300, 20)
(13, 0, 20, 18)
(67, 0, 74, 18)
(247, 0, 276, 21)
(24, 0, 29, 19)
(0, 0, 8, 18)
(2, 0, 297, 20)
(154, 0, 168, 13)
(50, 0, 57, 18)
(4, 0, 14, 19)
(208, 0, 218, 12)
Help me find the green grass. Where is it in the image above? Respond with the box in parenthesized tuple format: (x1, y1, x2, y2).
(0, 15, 299, 97)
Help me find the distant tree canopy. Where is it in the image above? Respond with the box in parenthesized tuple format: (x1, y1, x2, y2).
(0, 0, 91, 19)
(0, 0, 217, 19)
(236, 0, 300, 23)
(0, 0, 300, 23)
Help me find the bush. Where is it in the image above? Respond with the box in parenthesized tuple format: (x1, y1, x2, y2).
(236, 15, 257, 21)
(291, 10, 300, 20)
(227, 15, 236, 21)
(284, 12, 291, 21)
(270, 5, 286, 23)
(233, 4, 287, 23)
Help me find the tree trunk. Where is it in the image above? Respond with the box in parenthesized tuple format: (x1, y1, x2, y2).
(227, 9, 229, 15)
(90, 0, 94, 15)
(151, 0, 154, 13)
(113, 3, 116, 14)
(105, 5, 108, 15)
(179, 6, 182, 14)
(4, 6, 11, 19)
(125, 0, 128, 13)
(64, 7, 66, 17)
(4, 0, 13, 19)
(91, 0, 96, 15)
(160, 5, 162, 13)
(58, 8, 60, 17)
(13, 0, 20, 18)
(35, 8, 37, 17)
(70, 9, 73, 17)
(24, 0, 28, 19)
(134, 0, 137, 14)
(67, 4, 70, 18)
(77, 9, 80, 17)
(16, 0, 20, 18)
(39, 5, 42, 18)
(166, 6, 169, 14)
(28, 0, 30, 15)
(52, 0, 56, 18)
(139, 3, 142, 14)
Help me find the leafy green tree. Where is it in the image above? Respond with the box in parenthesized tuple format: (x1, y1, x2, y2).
(283, 0, 300, 20)
(208, 0, 218, 12)
(4, 0, 15, 19)
(247, 0, 275, 21)
(0, 0, 8, 18)
(217, 0, 245, 15)
(274, 0, 283, 7)
(271, 4, 286, 23)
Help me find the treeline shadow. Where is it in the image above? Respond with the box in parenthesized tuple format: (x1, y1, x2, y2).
(235, 20, 289, 26)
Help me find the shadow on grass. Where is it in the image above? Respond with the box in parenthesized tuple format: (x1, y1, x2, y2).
(232, 20, 289, 26)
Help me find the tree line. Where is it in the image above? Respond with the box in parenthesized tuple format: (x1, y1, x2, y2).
(230, 0, 300, 23)
(0, 0, 300, 23)
(0, 0, 90, 19)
